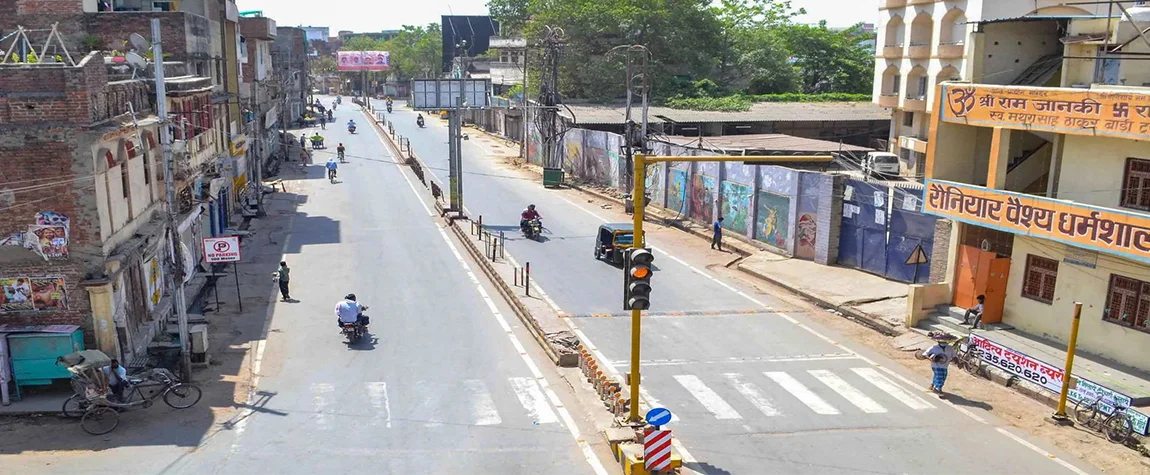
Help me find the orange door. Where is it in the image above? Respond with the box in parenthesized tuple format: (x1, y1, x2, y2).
(954, 245, 981, 309)
(980, 257, 1011, 324)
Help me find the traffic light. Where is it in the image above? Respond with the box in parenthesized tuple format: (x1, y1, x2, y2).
(624, 248, 654, 310)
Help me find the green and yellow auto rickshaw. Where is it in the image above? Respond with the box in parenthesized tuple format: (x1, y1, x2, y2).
(593, 223, 634, 265)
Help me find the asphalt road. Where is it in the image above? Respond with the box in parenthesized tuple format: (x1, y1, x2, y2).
(381, 100, 1097, 475)
(161, 97, 612, 474)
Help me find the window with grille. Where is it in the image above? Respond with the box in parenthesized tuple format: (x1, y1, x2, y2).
(1104, 274, 1150, 332)
(1021, 254, 1058, 304)
(1121, 158, 1150, 211)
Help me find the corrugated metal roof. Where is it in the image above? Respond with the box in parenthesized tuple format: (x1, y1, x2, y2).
(654, 134, 872, 153)
(561, 102, 889, 125)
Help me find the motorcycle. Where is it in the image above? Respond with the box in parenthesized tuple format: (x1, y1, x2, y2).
(338, 150, 346, 163)
(386, 104, 392, 113)
(416, 117, 425, 128)
(327, 167, 337, 183)
(523, 218, 543, 241)
(341, 314, 368, 344)
(348, 124, 357, 134)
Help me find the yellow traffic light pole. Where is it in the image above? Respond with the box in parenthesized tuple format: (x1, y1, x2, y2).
(627, 153, 835, 422)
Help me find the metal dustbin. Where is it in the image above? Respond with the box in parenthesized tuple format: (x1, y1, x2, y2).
(542, 167, 565, 188)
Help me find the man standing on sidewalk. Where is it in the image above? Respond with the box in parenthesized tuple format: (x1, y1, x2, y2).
(276, 261, 291, 301)
(711, 216, 724, 251)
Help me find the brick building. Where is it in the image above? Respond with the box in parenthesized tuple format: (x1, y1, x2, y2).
(272, 26, 309, 127)
(0, 0, 232, 364)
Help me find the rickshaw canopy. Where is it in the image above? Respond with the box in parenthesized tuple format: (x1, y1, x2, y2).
(57, 350, 111, 373)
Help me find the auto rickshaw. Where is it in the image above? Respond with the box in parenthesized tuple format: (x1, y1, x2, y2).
(593, 223, 634, 265)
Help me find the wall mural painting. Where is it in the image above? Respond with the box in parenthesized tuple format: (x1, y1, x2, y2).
(645, 163, 664, 207)
(691, 174, 716, 223)
(796, 213, 818, 257)
(561, 128, 583, 173)
(0, 276, 66, 312)
(721, 181, 752, 235)
(581, 131, 611, 185)
(756, 191, 791, 249)
(606, 133, 623, 190)
(668, 169, 688, 215)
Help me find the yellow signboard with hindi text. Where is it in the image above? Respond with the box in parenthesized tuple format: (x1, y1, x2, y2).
(940, 83, 1150, 140)
(922, 179, 1150, 265)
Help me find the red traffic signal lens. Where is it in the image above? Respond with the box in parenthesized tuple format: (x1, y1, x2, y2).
(630, 266, 651, 279)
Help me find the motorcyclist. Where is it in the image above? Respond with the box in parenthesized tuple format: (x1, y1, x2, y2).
(337, 143, 346, 162)
(335, 293, 368, 329)
(310, 132, 324, 148)
(336, 95, 342, 104)
(325, 157, 338, 180)
(416, 114, 425, 127)
(520, 204, 541, 233)
(347, 119, 357, 131)
(332, 101, 338, 111)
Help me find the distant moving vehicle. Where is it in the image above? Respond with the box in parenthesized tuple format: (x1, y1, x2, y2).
(593, 223, 634, 265)
(347, 120, 357, 134)
(863, 151, 900, 178)
(416, 114, 425, 128)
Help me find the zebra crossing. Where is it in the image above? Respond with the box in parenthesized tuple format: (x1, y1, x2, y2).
(655, 367, 936, 421)
(296, 377, 560, 429)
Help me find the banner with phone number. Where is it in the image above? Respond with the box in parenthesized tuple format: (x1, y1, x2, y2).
(969, 334, 1148, 435)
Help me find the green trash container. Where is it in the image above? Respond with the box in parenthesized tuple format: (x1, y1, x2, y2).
(542, 167, 565, 188)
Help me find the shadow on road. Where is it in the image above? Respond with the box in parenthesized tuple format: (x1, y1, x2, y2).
(943, 392, 993, 411)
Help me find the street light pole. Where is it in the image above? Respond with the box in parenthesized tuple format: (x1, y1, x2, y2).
(152, 18, 192, 381)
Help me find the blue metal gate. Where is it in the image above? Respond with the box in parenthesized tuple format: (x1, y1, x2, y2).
(838, 180, 936, 283)
(887, 190, 934, 284)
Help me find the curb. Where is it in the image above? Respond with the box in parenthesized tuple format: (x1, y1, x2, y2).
(735, 261, 903, 338)
(364, 107, 575, 367)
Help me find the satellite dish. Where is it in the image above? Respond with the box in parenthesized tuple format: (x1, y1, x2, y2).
(125, 51, 148, 70)
(129, 33, 150, 52)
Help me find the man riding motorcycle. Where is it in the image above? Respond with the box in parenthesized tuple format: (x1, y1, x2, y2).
(337, 143, 346, 162)
(335, 294, 368, 329)
(416, 114, 425, 128)
(326, 110, 333, 121)
(520, 204, 541, 234)
(347, 119, 357, 133)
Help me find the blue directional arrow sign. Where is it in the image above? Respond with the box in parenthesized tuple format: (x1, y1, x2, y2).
(645, 407, 673, 427)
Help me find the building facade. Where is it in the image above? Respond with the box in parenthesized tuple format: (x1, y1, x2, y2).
(0, 0, 241, 364)
(272, 26, 309, 128)
(872, 0, 1110, 181)
(921, 8, 1150, 372)
(239, 14, 278, 186)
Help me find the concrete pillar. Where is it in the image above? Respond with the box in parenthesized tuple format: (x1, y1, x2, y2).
(1046, 134, 1066, 198)
(987, 126, 1012, 189)
(83, 282, 121, 359)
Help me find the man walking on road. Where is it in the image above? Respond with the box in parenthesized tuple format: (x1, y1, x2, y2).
(276, 261, 291, 301)
(711, 216, 724, 251)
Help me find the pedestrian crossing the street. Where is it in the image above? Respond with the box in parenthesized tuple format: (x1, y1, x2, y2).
(298, 377, 560, 429)
(660, 367, 935, 422)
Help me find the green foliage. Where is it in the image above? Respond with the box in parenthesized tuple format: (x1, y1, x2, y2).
(487, 0, 874, 101)
(82, 35, 105, 52)
(311, 55, 337, 74)
(663, 95, 751, 112)
(749, 92, 871, 102)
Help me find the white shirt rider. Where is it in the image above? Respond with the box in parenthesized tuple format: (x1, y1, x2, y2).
(335, 299, 364, 324)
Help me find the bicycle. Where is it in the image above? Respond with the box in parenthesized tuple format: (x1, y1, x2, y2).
(1074, 395, 1134, 444)
(64, 368, 202, 435)
(952, 336, 982, 375)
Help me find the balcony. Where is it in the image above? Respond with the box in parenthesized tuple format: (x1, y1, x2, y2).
(239, 16, 277, 40)
(878, 94, 899, 108)
(904, 95, 927, 111)
(882, 45, 904, 58)
(908, 43, 931, 59)
(881, 0, 907, 9)
(938, 42, 965, 59)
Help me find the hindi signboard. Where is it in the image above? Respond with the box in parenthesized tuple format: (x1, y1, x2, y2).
(922, 179, 1150, 265)
(940, 83, 1150, 140)
(203, 236, 241, 263)
(337, 51, 390, 71)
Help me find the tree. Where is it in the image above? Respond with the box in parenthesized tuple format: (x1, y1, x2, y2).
(341, 35, 385, 52)
(311, 55, 337, 74)
(780, 22, 875, 94)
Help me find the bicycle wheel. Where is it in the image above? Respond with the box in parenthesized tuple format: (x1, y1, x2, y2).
(1074, 399, 1099, 426)
(163, 384, 202, 409)
(61, 394, 90, 419)
(80, 407, 119, 435)
(1104, 413, 1133, 444)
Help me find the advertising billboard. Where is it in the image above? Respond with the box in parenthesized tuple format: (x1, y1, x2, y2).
(337, 51, 390, 71)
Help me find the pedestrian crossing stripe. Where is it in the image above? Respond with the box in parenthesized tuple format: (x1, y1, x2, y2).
(664, 367, 936, 420)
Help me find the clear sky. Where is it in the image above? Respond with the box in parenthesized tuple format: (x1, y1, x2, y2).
(237, 0, 876, 34)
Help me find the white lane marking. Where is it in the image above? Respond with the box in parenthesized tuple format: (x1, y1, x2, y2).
(413, 380, 444, 428)
(428, 228, 606, 474)
(809, 370, 886, 414)
(639, 386, 680, 422)
(505, 253, 562, 313)
(509, 377, 559, 425)
(765, 372, 840, 415)
(673, 375, 742, 420)
(610, 354, 861, 367)
(310, 383, 335, 430)
(463, 379, 502, 426)
(851, 367, 935, 411)
(369, 111, 434, 217)
(366, 382, 392, 428)
(723, 373, 780, 417)
(994, 427, 1092, 475)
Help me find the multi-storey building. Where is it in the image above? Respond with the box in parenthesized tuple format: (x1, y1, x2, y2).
(872, 0, 1109, 181)
(239, 14, 278, 181)
(914, 4, 1150, 372)
(0, 0, 239, 364)
(272, 27, 309, 127)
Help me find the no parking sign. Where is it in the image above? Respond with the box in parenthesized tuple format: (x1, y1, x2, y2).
(203, 236, 241, 263)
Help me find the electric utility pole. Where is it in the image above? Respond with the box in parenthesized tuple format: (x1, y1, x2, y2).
(536, 26, 566, 171)
(151, 18, 192, 381)
(609, 45, 651, 194)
